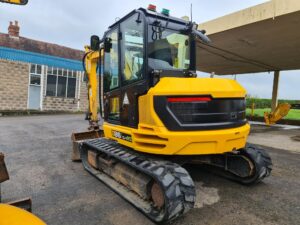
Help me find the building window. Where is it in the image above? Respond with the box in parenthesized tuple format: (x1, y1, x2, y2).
(46, 67, 77, 98)
(30, 64, 42, 85)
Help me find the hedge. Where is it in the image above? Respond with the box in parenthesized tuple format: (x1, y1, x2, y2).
(246, 97, 299, 109)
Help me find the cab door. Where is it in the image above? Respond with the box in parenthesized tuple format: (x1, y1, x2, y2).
(103, 28, 121, 124)
(119, 13, 146, 128)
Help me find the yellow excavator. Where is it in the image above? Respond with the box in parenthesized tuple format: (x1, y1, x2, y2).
(72, 5, 273, 223)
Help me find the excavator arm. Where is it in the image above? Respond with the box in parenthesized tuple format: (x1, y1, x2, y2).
(264, 103, 291, 125)
(0, 0, 28, 5)
(83, 46, 101, 128)
(71, 46, 104, 161)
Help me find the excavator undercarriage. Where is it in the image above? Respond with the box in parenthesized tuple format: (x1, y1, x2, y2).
(75, 138, 272, 222)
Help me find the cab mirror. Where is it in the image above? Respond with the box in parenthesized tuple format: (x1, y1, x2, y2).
(90, 35, 100, 51)
(191, 29, 211, 44)
(104, 37, 112, 53)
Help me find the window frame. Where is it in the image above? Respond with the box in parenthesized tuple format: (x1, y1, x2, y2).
(120, 13, 145, 86)
(29, 64, 42, 86)
(103, 27, 120, 93)
(46, 67, 77, 98)
(147, 27, 191, 71)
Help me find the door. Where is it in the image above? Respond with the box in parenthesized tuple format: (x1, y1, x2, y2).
(103, 28, 121, 124)
(28, 64, 42, 110)
(119, 13, 146, 128)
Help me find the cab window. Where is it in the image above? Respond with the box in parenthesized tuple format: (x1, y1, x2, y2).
(104, 28, 119, 92)
(121, 14, 144, 85)
(148, 28, 190, 70)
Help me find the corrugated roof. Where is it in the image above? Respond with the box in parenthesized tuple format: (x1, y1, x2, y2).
(196, 0, 300, 75)
(0, 46, 83, 71)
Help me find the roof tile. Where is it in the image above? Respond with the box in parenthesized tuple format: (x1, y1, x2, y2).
(0, 33, 84, 61)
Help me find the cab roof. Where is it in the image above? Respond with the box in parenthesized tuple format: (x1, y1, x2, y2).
(108, 7, 190, 29)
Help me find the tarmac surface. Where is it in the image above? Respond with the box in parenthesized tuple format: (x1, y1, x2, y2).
(0, 115, 299, 225)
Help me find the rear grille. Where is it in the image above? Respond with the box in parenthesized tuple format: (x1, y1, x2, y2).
(169, 99, 245, 124)
(154, 96, 247, 131)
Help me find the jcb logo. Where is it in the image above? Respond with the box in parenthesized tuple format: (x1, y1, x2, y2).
(230, 112, 238, 119)
(112, 130, 132, 142)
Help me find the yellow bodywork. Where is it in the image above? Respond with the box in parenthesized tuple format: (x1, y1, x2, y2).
(83, 47, 249, 155)
(84, 47, 102, 123)
(103, 77, 250, 155)
(0, 0, 28, 5)
(264, 103, 291, 125)
(0, 204, 46, 225)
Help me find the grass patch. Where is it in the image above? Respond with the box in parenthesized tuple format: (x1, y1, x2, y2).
(246, 108, 300, 120)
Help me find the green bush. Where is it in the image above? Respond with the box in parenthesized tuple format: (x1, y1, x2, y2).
(246, 97, 299, 109)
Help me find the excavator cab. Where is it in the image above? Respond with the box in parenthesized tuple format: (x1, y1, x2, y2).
(93, 7, 249, 155)
(100, 7, 209, 129)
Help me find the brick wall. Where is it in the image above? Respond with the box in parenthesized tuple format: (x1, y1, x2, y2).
(0, 59, 29, 111)
(79, 75, 100, 112)
(43, 96, 79, 112)
(79, 79, 88, 112)
(0, 59, 98, 113)
(42, 70, 83, 112)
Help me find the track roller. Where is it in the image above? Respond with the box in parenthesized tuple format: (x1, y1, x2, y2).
(80, 138, 196, 223)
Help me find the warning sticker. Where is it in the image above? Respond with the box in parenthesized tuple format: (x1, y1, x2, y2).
(123, 93, 129, 105)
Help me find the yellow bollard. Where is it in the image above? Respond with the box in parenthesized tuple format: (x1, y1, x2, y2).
(251, 103, 255, 118)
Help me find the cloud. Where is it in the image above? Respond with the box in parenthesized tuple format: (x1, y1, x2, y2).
(1, 0, 298, 100)
(0, 0, 267, 49)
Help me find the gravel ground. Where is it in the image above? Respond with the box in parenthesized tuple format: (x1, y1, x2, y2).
(0, 115, 299, 225)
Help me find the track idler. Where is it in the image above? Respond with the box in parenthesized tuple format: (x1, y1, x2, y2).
(191, 144, 272, 185)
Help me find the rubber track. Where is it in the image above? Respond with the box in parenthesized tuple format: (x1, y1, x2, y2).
(80, 138, 195, 223)
(239, 143, 273, 184)
(206, 143, 272, 185)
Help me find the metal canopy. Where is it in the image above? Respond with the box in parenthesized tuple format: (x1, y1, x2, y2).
(196, 0, 300, 75)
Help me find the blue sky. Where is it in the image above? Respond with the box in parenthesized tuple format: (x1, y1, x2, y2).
(0, 0, 299, 100)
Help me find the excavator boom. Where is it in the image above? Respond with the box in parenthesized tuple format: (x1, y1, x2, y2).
(264, 103, 291, 125)
(71, 47, 104, 161)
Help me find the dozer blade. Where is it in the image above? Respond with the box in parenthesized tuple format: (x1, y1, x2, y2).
(0, 152, 9, 183)
(6, 198, 32, 212)
(0, 153, 32, 211)
(71, 130, 104, 161)
(80, 138, 196, 223)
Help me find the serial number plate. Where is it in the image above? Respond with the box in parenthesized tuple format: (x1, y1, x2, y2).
(112, 130, 132, 142)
